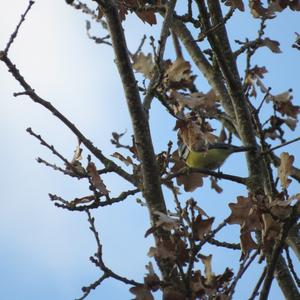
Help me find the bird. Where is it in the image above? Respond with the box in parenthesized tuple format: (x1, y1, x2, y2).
(178, 142, 254, 170)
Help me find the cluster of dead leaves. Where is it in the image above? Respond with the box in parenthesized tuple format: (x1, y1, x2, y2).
(97, 0, 162, 26)
(226, 187, 300, 255)
(131, 51, 221, 117)
(147, 199, 215, 263)
(175, 119, 218, 152)
(132, 53, 197, 90)
(133, 199, 235, 299)
(190, 257, 234, 299)
(223, 0, 300, 17)
(170, 89, 220, 116)
(226, 195, 261, 255)
(130, 262, 160, 300)
(245, 65, 299, 140)
(265, 88, 299, 140)
(67, 143, 110, 197)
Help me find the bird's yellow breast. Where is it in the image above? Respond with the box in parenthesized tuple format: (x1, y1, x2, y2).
(185, 148, 232, 170)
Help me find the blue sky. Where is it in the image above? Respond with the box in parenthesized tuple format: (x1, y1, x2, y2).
(0, 1, 299, 299)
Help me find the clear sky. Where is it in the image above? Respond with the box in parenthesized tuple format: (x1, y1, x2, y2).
(0, 1, 299, 300)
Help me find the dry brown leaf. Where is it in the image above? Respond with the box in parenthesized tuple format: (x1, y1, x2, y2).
(171, 150, 204, 192)
(153, 211, 179, 231)
(171, 90, 219, 112)
(210, 177, 223, 193)
(132, 52, 154, 78)
(135, 10, 157, 26)
(249, 0, 275, 18)
(148, 240, 176, 261)
(177, 171, 204, 192)
(199, 254, 215, 286)
(262, 213, 281, 244)
(111, 130, 126, 144)
(71, 144, 82, 162)
(193, 215, 215, 240)
(111, 152, 134, 166)
(163, 288, 185, 300)
(278, 152, 294, 189)
(147, 246, 157, 258)
(216, 268, 234, 289)
(226, 195, 261, 230)
(271, 0, 300, 11)
(261, 37, 281, 53)
(86, 162, 109, 195)
(284, 118, 298, 130)
(177, 119, 217, 151)
(176, 238, 189, 266)
(130, 286, 154, 300)
(223, 0, 245, 11)
(270, 203, 293, 219)
(164, 58, 196, 90)
(117, 1, 157, 25)
(273, 90, 293, 103)
(144, 262, 160, 292)
(66, 143, 86, 175)
(269, 90, 300, 118)
(240, 230, 257, 254)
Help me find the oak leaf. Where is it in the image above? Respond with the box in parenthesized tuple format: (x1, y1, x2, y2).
(193, 215, 215, 240)
(130, 286, 154, 300)
(86, 162, 109, 195)
(164, 58, 196, 90)
(132, 52, 154, 78)
(278, 152, 294, 189)
(223, 0, 245, 11)
(261, 37, 281, 53)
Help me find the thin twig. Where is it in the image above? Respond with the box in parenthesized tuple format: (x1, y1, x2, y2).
(259, 208, 298, 300)
(75, 274, 109, 300)
(196, 7, 235, 42)
(4, 1, 35, 54)
(76, 210, 141, 299)
(285, 247, 300, 287)
(69, 0, 100, 21)
(51, 188, 140, 211)
(86, 210, 142, 285)
(248, 267, 267, 300)
(36, 157, 86, 178)
(186, 221, 228, 279)
(227, 250, 259, 299)
(26, 128, 70, 166)
(131, 34, 147, 58)
(262, 136, 300, 155)
(163, 167, 247, 185)
(0, 53, 135, 186)
(143, 0, 177, 112)
(208, 237, 241, 250)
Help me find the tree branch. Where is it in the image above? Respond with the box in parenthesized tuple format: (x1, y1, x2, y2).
(143, 0, 177, 112)
(0, 52, 135, 186)
(100, 0, 179, 284)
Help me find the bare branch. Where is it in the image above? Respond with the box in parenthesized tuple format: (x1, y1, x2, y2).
(227, 250, 259, 299)
(164, 167, 247, 185)
(259, 208, 299, 300)
(0, 53, 135, 186)
(248, 267, 267, 300)
(75, 210, 142, 299)
(143, 0, 177, 112)
(50, 188, 140, 211)
(4, 1, 35, 54)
